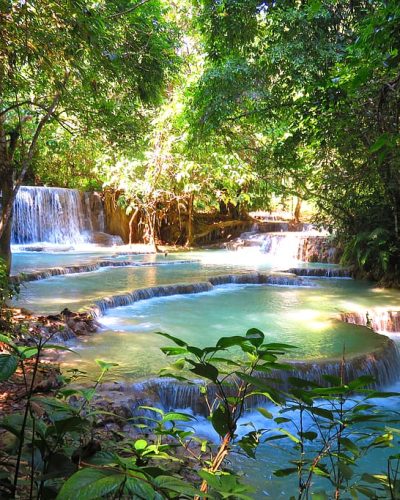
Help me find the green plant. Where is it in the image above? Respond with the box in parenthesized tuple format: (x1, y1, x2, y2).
(267, 369, 400, 499)
(341, 228, 399, 281)
(1, 327, 400, 499)
(0, 257, 19, 324)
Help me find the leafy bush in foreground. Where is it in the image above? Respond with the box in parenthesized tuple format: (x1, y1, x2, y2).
(0, 328, 399, 499)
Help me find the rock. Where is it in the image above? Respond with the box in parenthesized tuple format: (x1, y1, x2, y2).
(89, 231, 124, 246)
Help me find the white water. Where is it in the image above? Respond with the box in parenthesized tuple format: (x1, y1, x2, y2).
(12, 186, 104, 245)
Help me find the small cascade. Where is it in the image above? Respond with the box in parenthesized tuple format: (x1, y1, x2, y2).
(260, 232, 304, 260)
(12, 186, 107, 246)
(89, 282, 214, 317)
(341, 311, 400, 333)
(95, 338, 400, 418)
(226, 222, 339, 263)
(285, 267, 352, 278)
(87, 273, 313, 318)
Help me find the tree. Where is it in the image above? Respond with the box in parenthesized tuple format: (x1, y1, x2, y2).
(0, 0, 179, 271)
(189, 0, 400, 282)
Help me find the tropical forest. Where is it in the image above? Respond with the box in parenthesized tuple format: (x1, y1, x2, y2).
(1, 0, 400, 498)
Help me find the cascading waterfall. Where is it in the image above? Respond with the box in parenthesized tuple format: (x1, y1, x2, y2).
(227, 224, 339, 263)
(87, 273, 313, 318)
(12, 186, 105, 245)
(284, 267, 352, 278)
(96, 337, 400, 418)
(260, 232, 305, 260)
(341, 311, 400, 333)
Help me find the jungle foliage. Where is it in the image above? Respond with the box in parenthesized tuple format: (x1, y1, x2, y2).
(1, 0, 400, 281)
(189, 0, 400, 282)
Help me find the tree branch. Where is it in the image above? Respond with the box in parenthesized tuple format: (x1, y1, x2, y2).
(0, 72, 70, 239)
(108, 0, 152, 18)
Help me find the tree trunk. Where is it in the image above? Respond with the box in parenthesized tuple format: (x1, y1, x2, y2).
(185, 194, 194, 247)
(0, 174, 14, 274)
(0, 114, 14, 273)
(146, 209, 159, 252)
(294, 198, 302, 223)
(128, 207, 140, 246)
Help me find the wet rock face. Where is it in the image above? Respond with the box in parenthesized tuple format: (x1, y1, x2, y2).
(88, 231, 124, 246)
(299, 236, 341, 263)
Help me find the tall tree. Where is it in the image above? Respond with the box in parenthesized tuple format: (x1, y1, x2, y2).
(190, 0, 400, 281)
(0, 0, 178, 271)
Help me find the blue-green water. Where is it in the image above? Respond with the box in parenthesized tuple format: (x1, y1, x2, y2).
(11, 247, 400, 498)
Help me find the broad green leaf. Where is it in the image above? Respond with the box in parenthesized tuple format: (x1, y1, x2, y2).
(56, 467, 125, 499)
(155, 332, 188, 347)
(0, 354, 18, 381)
(188, 361, 219, 382)
(134, 439, 148, 451)
(257, 407, 273, 419)
(211, 404, 231, 437)
(246, 328, 264, 347)
(274, 467, 297, 477)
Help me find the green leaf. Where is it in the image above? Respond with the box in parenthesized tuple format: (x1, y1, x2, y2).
(340, 437, 359, 456)
(163, 412, 196, 423)
(18, 347, 39, 359)
(160, 346, 188, 356)
(348, 375, 375, 390)
(300, 431, 318, 441)
(236, 372, 282, 403)
(257, 407, 273, 419)
(276, 428, 300, 444)
(56, 468, 125, 499)
(125, 477, 157, 499)
(95, 359, 118, 371)
(211, 404, 231, 437)
(0, 354, 18, 381)
(155, 332, 188, 347)
(53, 416, 89, 435)
(153, 476, 203, 496)
(274, 467, 297, 477)
(339, 462, 353, 480)
(188, 361, 219, 382)
(134, 439, 148, 451)
(216, 336, 247, 349)
(246, 328, 264, 347)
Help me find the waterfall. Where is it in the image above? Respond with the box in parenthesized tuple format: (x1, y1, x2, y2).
(227, 227, 339, 264)
(12, 186, 105, 245)
(261, 233, 304, 261)
(87, 273, 313, 318)
(284, 267, 352, 278)
(341, 311, 400, 333)
(96, 338, 400, 418)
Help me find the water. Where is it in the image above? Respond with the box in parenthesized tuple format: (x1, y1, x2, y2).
(12, 186, 105, 245)
(58, 282, 391, 380)
(10, 210, 400, 498)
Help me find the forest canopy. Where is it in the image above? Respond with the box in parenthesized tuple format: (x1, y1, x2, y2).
(0, 0, 399, 282)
